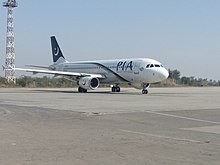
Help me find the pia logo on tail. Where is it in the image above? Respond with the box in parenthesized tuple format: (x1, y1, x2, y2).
(54, 47, 60, 56)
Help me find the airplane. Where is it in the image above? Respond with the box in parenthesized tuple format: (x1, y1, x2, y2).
(15, 36, 169, 94)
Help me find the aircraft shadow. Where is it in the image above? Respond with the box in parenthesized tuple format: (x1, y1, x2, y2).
(32, 89, 141, 95)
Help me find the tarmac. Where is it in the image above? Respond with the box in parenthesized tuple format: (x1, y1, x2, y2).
(0, 87, 220, 165)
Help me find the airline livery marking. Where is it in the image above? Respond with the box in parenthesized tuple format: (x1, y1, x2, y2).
(54, 47, 60, 56)
(116, 61, 133, 71)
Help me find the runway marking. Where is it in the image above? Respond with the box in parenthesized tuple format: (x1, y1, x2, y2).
(182, 125, 220, 134)
(144, 110, 220, 125)
(120, 129, 202, 143)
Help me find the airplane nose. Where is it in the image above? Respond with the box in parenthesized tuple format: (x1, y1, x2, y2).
(159, 68, 169, 80)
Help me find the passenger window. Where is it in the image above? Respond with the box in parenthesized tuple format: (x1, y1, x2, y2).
(150, 64, 154, 68)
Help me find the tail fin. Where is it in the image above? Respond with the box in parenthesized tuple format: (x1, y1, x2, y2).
(51, 36, 66, 64)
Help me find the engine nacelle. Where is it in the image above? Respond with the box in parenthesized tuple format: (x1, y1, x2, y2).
(78, 77, 100, 90)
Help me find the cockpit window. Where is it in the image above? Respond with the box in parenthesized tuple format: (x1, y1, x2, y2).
(147, 64, 162, 68)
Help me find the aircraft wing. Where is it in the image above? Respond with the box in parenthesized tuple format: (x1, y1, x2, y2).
(25, 65, 50, 69)
(14, 67, 105, 79)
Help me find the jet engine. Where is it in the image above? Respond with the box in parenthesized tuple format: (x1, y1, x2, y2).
(78, 77, 100, 90)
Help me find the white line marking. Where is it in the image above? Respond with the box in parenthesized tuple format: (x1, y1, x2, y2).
(182, 125, 220, 134)
(144, 111, 220, 125)
(120, 129, 202, 143)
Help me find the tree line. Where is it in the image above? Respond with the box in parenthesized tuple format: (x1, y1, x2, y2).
(0, 69, 219, 88)
(0, 76, 77, 88)
(167, 69, 220, 86)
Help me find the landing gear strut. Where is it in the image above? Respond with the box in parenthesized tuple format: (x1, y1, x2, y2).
(111, 85, 120, 93)
(78, 87, 87, 93)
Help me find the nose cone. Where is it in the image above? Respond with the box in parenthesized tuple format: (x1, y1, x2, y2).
(159, 68, 169, 81)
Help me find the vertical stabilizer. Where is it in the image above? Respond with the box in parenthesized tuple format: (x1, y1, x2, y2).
(51, 36, 66, 64)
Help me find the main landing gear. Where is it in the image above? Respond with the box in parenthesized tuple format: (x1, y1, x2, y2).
(78, 87, 87, 93)
(111, 85, 120, 93)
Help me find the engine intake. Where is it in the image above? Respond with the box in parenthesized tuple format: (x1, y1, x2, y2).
(78, 77, 100, 90)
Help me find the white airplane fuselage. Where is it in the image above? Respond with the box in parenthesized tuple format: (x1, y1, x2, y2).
(51, 58, 169, 89)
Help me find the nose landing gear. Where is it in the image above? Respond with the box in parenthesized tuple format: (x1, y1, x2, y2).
(142, 89, 148, 94)
(142, 83, 150, 95)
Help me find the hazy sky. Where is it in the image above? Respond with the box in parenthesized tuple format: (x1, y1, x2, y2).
(0, 0, 220, 80)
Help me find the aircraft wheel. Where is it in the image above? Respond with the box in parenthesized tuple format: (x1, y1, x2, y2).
(112, 86, 120, 92)
(142, 89, 148, 94)
(78, 87, 87, 93)
(112, 87, 116, 92)
(116, 87, 120, 92)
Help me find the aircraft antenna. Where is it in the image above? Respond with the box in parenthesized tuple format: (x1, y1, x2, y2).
(3, 0, 18, 83)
